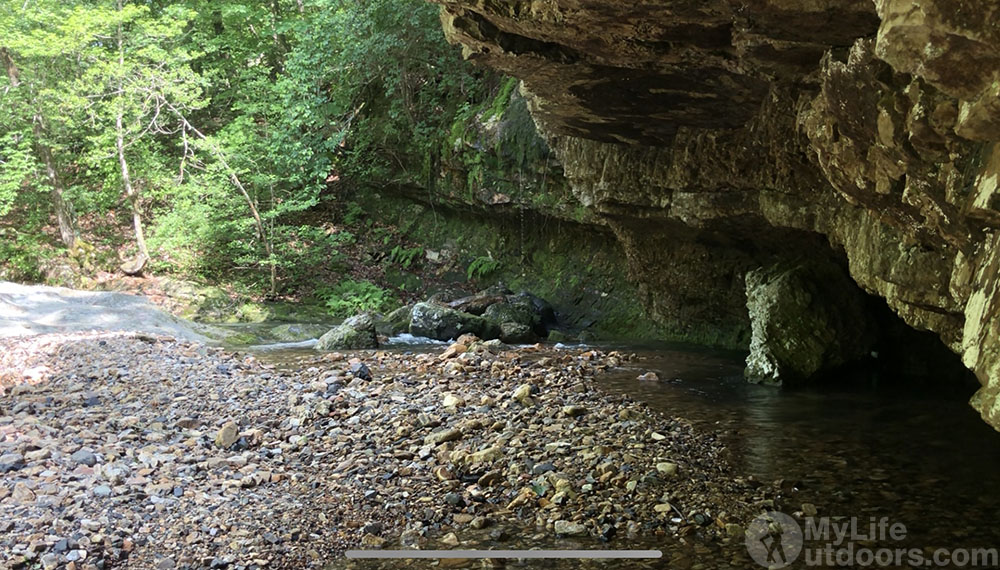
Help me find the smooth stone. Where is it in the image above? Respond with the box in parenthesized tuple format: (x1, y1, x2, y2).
(656, 462, 677, 477)
(553, 520, 587, 536)
(215, 422, 239, 448)
(424, 428, 462, 445)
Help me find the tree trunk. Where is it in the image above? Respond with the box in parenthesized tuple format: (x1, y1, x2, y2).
(34, 125, 78, 247)
(117, 112, 148, 259)
(116, 2, 149, 260)
(1, 47, 77, 247)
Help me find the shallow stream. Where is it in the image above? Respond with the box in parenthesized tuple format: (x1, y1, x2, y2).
(257, 340, 1000, 569)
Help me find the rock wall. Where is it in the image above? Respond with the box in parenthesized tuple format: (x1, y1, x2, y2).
(427, 0, 1000, 429)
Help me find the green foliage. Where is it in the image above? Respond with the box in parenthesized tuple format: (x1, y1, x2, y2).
(318, 279, 397, 317)
(342, 201, 365, 226)
(467, 256, 501, 281)
(0, 227, 49, 282)
(389, 245, 423, 268)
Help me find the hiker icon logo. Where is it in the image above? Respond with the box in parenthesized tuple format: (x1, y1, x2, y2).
(746, 511, 803, 568)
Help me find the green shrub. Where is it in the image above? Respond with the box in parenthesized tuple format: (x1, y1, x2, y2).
(318, 279, 398, 317)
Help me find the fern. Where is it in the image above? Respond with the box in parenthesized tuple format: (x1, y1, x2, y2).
(318, 279, 398, 317)
(389, 245, 424, 268)
(467, 256, 501, 281)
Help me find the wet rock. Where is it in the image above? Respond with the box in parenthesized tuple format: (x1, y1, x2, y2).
(447, 293, 506, 315)
(349, 361, 372, 381)
(376, 304, 414, 336)
(409, 302, 498, 341)
(554, 520, 587, 536)
(268, 323, 329, 342)
(499, 322, 536, 344)
(637, 372, 659, 382)
(316, 313, 378, 350)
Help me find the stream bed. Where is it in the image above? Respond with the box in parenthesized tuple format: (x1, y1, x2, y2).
(255, 340, 1000, 569)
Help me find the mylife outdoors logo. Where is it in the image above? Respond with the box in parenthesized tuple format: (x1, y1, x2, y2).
(745, 511, 803, 568)
(746, 512, 999, 568)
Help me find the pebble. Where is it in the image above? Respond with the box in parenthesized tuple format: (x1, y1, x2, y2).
(12, 482, 36, 503)
(70, 449, 98, 466)
(554, 520, 587, 536)
(0, 331, 777, 567)
(656, 462, 678, 477)
(512, 383, 534, 406)
(0, 452, 24, 473)
(214, 421, 239, 448)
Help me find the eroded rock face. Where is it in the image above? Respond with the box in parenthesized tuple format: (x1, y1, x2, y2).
(428, 0, 1000, 429)
(745, 262, 877, 384)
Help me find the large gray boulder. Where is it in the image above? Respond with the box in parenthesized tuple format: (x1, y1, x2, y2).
(316, 313, 378, 350)
(745, 262, 877, 385)
(409, 302, 499, 341)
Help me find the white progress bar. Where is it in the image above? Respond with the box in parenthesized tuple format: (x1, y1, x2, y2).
(346, 550, 662, 559)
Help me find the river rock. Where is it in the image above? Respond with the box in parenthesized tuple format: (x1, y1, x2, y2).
(316, 313, 378, 350)
(499, 322, 536, 344)
(554, 520, 587, 536)
(424, 428, 463, 445)
(376, 304, 414, 336)
(447, 292, 506, 315)
(11, 482, 35, 503)
(656, 462, 678, 477)
(409, 303, 498, 341)
(215, 421, 239, 448)
(512, 383, 534, 406)
(71, 449, 98, 466)
(0, 452, 24, 473)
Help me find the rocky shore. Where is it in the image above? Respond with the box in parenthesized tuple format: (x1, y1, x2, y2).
(1, 332, 776, 569)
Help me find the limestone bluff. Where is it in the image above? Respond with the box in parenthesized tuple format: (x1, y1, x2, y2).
(426, 0, 1000, 429)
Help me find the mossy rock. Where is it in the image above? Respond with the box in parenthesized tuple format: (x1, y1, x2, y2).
(499, 322, 536, 344)
(269, 323, 330, 342)
(316, 313, 378, 351)
(410, 302, 499, 341)
(377, 304, 414, 336)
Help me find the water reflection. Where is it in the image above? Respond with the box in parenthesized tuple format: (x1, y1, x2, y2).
(597, 344, 1000, 554)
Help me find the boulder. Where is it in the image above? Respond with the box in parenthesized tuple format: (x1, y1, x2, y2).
(482, 293, 555, 336)
(409, 302, 499, 341)
(375, 304, 414, 336)
(483, 302, 537, 329)
(499, 321, 536, 344)
(316, 313, 378, 350)
(744, 262, 877, 385)
(447, 292, 507, 315)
